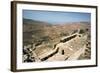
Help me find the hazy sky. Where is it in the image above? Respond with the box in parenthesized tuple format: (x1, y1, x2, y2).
(23, 10, 91, 24)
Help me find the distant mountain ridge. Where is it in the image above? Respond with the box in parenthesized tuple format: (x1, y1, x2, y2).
(23, 18, 52, 25)
(23, 18, 90, 25)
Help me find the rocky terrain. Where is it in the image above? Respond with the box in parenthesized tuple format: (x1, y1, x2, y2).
(23, 18, 91, 62)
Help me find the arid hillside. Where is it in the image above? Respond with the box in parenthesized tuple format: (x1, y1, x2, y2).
(23, 19, 90, 45)
(23, 19, 91, 62)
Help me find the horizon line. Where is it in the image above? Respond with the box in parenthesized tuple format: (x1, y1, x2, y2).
(23, 18, 90, 24)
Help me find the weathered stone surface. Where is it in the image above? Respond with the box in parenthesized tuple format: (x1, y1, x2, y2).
(23, 33, 89, 62)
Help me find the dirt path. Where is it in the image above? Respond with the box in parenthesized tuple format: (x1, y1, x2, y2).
(67, 45, 86, 60)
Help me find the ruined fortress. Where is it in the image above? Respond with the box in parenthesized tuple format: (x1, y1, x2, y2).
(23, 33, 88, 62)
